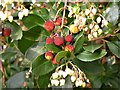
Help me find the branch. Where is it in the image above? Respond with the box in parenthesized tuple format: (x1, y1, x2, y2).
(61, 0, 68, 28)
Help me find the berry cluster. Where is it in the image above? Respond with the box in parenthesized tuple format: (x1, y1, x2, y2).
(49, 61, 90, 87)
(44, 17, 74, 64)
(68, 3, 109, 40)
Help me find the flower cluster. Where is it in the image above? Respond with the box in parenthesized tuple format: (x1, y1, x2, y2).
(49, 61, 90, 87)
(68, 3, 109, 40)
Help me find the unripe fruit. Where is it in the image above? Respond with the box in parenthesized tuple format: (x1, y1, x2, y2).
(45, 52, 53, 60)
(44, 20, 55, 32)
(3, 28, 11, 37)
(46, 37, 54, 44)
(54, 17, 62, 26)
(54, 36, 64, 46)
(70, 24, 79, 34)
(65, 35, 73, 42)
(65, 44, 74, 52)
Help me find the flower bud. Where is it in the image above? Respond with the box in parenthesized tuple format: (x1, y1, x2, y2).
(60, 79, 65, 86)
(82, 17, 86, 24)
(84, 27, 88, 31)
(85, 9, 90, 15)
(89, 24, 93, 29)
(52, 72, 59, 79)
(97, 17, 101, 23)
(93, 31, 98, 38)
(23, 8, 29, 16)
(0, 13, 7, 21)
(98, 29, 102, 35)
(88, 34, 93, 40)
(8, 16, 13, 22)
(92, 8, 97, 15)
(18, 12, 24, 20)
(94, 25, 99, 30)
(71, 75, 76, 82)
(65, 68, 74, 76)
(104, 20, 108, 26)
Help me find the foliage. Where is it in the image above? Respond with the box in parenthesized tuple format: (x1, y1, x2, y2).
(0, 0, 120, 89)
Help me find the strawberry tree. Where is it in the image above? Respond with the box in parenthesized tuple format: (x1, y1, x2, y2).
(0, 0, 120, 89)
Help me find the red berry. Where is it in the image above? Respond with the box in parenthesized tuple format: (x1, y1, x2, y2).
(3, 28, 11, 37)
(54, 36, 64, 46)
(54, 17, 62, 26)
(65, 35, 73, 42)
(46, 37, 54, 44)
(65, 44, 74, 52)
(45, 52, 53, 60)
(44, 20, 55, 32)
(52, 57, 57, 64)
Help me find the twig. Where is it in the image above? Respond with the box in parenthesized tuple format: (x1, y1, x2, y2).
(61, 0, 68, 28)
(91, 34, 115, 41)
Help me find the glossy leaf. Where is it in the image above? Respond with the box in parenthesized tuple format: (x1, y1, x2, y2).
(38, 73, 51, 88)
(33, 61, 56, 77)
(74, 32, 84, 54)
(46, 44, 61, 53)
(17, 37, 35, 54)
(107, 41, 120, 58)
(77, 50, 107, 62)
(6, 72, 25, 88)
(6, 21, 23, 40)
(25, 42, 47, 61)
(23, 25, 49, 41)
(22, 14, 45, 29)
(83, 44, 103, 53)
(116, 33, 120, 40)
(56, 51, 68, 62)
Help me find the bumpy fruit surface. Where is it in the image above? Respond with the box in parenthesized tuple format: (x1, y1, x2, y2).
(3, 28, 11, 37)
(54, 36, 64, 46)
(65, 35, 73, 42)
(46, 37, 54, 44)
(70, 24, 79, 34)
(52, 57, 57, 64)
(45, 52, 53, 60)
(54, 17, 62, 26)
(65, 44, 74, 52)
(44, 20, 55, 32)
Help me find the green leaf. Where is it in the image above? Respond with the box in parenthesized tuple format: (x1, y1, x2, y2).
(32, 55, 47, 69)
(56, 51, 68, 62)
(83, 44, 103, 53)
(33, 61, 56, 77)
(38, 73, 51, 88)
(1, 47, 17, 60)
(74, 31, 84, 54)
(17, 37, 35, 54)
(77, 50, 107, 62)
(25, 42, 47, 61)
(22, 14, 45, 29)
(6, 72, 25, 88)
(107, 41, 120, 58)
(5, 21, 23, 40)
(23, 26, 49, 41)
(105, 3, 119, 25)
(39, 8, 50, 20)
(116, 33, 120, 40)
(46, 44, 61, 53)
